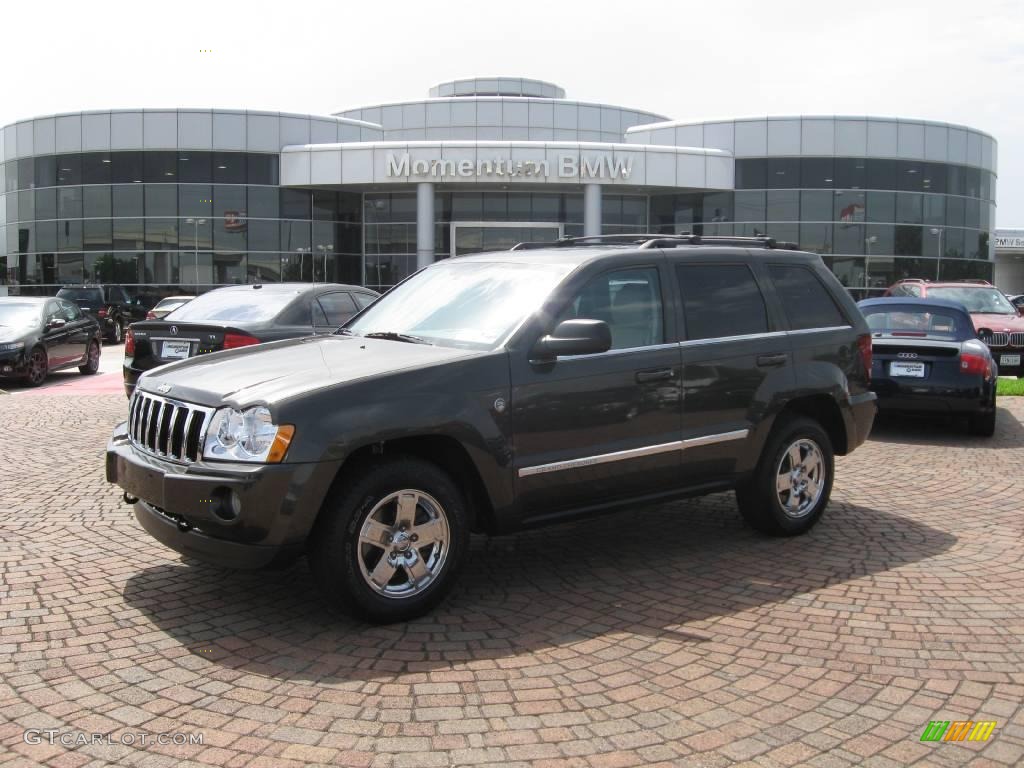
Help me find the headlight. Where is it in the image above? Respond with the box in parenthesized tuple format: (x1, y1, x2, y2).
(0, 342, 25, 353)
(203, 406, 294, 463)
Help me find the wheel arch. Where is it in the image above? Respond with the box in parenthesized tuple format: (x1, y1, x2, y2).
(316, 434, 497, 536)
(777, 394, 849, 456)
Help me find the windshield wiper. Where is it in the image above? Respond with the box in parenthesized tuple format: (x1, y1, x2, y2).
(363, 331, 432, 345)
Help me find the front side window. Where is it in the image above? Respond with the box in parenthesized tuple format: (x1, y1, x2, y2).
(768, 265, 847, 331)
(346, 260, 575, 350)
(677, 264, 768, 341)
(556, 268, 664, 350)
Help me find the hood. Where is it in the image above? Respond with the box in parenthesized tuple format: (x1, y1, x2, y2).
(969, 313, 1024, 333)
(136, 335, 482, 406)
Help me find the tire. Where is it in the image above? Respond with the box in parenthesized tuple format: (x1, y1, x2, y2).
(308, 457, 469, 623)
(968, 392, 996, 437)
(735, 415, 834, 536)
(24, 346, 48, 387)
(79, 340, 100, 375)
(110, 319, 123, 344)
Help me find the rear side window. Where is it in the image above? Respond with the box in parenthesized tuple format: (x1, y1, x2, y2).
(768, 265, 847, 331)
(317, 292, 357, 326)
(353, 292, 376, 309)
(676, 264, 768, 341)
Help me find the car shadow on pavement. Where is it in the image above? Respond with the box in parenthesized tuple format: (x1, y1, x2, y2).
(868, 404, 1022, 448)
(122, 495, 956, 683)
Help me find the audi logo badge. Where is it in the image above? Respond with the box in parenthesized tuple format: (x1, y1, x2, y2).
(897, 352, 919, 359)
(170, 326, 178, 335)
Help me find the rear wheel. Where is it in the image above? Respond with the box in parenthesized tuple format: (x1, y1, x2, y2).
(24, 347, 48, 387)
(79, 340, 100, 375)
(968, 391, 996, 437)
(309, 457, 469, 623)
(110, 319, 123, 344)
(736, 416, 834, 536)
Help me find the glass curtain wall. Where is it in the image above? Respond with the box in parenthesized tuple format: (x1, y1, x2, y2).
(1, 150, 362, 298)
(651, 156, 994, 297)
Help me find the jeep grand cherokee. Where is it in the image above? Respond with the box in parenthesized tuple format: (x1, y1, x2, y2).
(106, 234, 877, 623)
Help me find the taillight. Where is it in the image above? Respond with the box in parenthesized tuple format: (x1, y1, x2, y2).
(145, 311, 156, 320)
(124, 328, 135, 357)
(960, 352, 991, 378)
(856, 333, 872, 384)
(97, 308, 108, 318)
(223, 332, 260, 349)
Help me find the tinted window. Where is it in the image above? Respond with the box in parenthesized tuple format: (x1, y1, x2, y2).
(317, 292, 357, 326)
(44, 301, 63, 324)
(676, 264, 768, 341)
(557, 268, 664, 350)
(58, 299, 81, 321)
(353, 292, 376, 309)
(768, 265, 846, 330)
(168, 289, 300, 323)
(57, 287, 104, 303)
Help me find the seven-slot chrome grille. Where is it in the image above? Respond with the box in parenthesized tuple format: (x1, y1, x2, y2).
(128, 392, 215, 463)
(979, 331, 1010, 347)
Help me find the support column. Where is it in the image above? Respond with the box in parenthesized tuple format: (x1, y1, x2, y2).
(416, 182, 435, 269)
(583, 183, 602, 238)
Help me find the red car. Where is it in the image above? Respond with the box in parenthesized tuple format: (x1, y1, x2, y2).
(884, 280, 1024, 377)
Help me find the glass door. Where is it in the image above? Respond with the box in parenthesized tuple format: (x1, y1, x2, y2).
(451, 222, 563, 257)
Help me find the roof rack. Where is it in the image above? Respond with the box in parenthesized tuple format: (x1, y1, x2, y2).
(510, 233, 799, 251)
(950, 278, 993, 285)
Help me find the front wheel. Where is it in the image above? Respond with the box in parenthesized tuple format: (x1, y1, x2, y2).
(736, 416, 834, 536)
(24, 347, 48, 387)
(308, 457, 469, 623)
(79, 340, 101, 375)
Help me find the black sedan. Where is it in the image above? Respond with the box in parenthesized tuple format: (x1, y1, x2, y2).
(0, 297, 103, 387)
(858, 297, 997, 436)
(123, 282, 378, 397)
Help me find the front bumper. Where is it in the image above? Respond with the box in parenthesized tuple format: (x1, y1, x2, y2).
(106, 421, 340, 568)
(0, 349, 26, 377)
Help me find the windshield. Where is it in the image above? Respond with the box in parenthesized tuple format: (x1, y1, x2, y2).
(862, 306, 967, 339)
(165, 289, 297, 323)
(57, 288, 103, 303)
(926, 287, 1016, 315)
(346, 260, 576, 349)
(0, 302, 41, 327)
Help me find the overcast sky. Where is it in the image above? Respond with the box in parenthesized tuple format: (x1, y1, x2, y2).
(3, 0, 1021, 226)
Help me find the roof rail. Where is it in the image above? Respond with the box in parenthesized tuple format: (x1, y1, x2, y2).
(510, 233, 800, 251)
(951, 278, 993, 285)
(896, 278, 929, 284)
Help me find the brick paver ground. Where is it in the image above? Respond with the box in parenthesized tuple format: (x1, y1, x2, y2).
(1, 392, 1022, 767)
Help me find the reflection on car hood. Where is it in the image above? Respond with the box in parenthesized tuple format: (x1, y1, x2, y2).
(969, 313, 1024, 331)
(137, 335, 480, 406)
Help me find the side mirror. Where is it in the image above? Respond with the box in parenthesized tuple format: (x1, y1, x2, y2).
(46, 318, 67, 331)
(532, 319, 612, 361)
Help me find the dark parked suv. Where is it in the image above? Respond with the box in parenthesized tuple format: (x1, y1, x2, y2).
(106, 235, 877, 622)
(56, 284, 146, 343)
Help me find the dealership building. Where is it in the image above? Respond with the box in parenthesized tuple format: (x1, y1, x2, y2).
(0, 76, 999, 298)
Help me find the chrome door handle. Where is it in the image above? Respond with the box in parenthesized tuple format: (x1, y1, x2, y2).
(756, 353, 788, 367)
(636, 368, 674, 382)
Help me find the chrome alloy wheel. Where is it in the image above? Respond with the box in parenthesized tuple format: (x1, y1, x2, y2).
(87, 342, 100, 369)
(26, 349, 47, 385)
(356, 489, 450, 599)
(775, 438, 826, 518)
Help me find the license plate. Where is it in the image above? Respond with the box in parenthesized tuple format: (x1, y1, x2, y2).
(161, 340, 192, 359)
(890, 361, 926, 378)
(1000, 354, 1021, 366)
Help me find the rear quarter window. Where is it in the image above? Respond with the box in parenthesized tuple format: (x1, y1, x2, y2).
(768, 265, 847, 331)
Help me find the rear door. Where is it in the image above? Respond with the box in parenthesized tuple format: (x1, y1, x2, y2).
(674, 258, 794, 484)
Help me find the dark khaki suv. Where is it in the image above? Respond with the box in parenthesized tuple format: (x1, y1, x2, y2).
(107, 234, 877, 622)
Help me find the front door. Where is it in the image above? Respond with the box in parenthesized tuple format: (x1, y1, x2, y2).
(451, 223, 562, 257)
(510, 262, 683, 520)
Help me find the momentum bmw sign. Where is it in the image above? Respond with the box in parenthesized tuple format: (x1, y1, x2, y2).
(385, 152, 633, 180)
